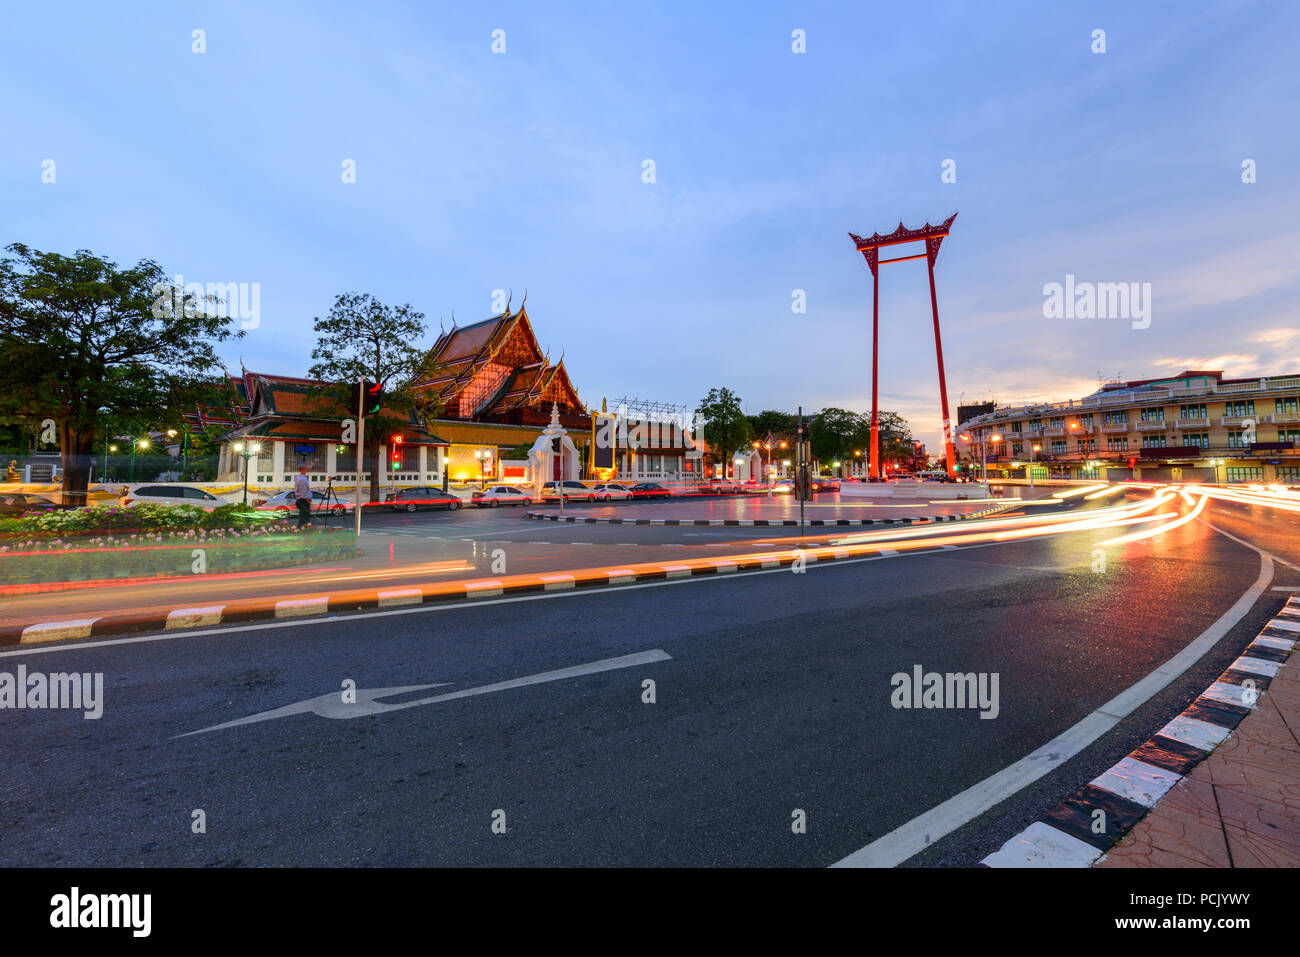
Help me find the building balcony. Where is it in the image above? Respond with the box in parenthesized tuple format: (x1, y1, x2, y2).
(1175, 416, 1210, 429)
(1136, 419, 1167, 431)
(1221, 415, 1257, 427)
(1044, 426, 1065, 436)
(1100, 421, 1130, 433)
(1269, 412, 1300, 424)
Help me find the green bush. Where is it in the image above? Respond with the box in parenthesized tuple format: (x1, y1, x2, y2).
(0, 502, 282, 538)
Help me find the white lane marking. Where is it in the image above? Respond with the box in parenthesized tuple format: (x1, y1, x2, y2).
(165, 607, 224, 629)
(1157, 714, 1232, 751)
(831, 547, 1273, 868)
(981, 821, 1101, 868)
(1271, 586, 1300, 592)
(1090, 757, 1182, 809)
(21, 619, 99, 644)
(180, 649, 673, 736)
(877, 548, 899, 556)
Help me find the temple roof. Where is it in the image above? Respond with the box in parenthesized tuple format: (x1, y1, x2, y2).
(416, 305, 587, 423)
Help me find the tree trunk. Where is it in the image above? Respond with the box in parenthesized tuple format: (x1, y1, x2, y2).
(60, 423, 95, 507)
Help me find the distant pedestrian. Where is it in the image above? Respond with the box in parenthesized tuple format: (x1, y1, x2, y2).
(294, 465, 312, 527)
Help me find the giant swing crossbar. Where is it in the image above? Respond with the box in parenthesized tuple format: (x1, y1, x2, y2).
(849, 211, 958, 480)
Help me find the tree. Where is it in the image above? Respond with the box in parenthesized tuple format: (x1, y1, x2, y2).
(0, 244, 242, 503)
(696, 387, 753, 467)
(811, 407, 913, 472)
(308, 292, 444, 502)
(746, 409, 797, 437)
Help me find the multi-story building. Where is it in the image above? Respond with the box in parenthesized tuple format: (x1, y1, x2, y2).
(960, 370, 1300, 484)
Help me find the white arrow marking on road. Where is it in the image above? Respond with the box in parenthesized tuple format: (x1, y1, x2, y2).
(177, 649, 672, 737)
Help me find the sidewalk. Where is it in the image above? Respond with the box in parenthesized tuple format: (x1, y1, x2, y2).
(1098, 599, 1300, 868)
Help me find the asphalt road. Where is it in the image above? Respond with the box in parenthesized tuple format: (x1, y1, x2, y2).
(1, 494, 1291, 866)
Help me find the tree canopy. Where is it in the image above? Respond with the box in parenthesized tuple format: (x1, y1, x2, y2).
(0, 243, 242, 502)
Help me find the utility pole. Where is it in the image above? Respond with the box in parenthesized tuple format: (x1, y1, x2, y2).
(354, 376, 365, 536)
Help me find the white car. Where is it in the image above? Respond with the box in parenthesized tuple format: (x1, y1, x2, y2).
(470, 485, 533, 508)
(591, 483, 634, 501)
(256, 488, 353, 515)
(119, 484, 226, 510)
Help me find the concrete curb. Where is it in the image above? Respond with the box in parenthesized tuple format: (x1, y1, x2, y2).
(523, 501, 1021, 526)
(981, 596, 1299, 867)
(0, 530, 973, 647)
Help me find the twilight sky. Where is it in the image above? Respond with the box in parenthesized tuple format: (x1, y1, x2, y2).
(4, 1, 1298, 450)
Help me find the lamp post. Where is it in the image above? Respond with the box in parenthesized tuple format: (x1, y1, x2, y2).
(474, 449, 492, 490)
(129, 437, 150, 482)
(1029, 443, 1041, 492)
(233, 441, 261, 506)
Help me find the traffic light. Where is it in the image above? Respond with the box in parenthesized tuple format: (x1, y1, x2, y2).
(391, 434, 403, 470)
(1128, 456, 1137, 470)
(349, 380, 384, 417)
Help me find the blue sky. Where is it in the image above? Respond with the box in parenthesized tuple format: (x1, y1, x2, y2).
(3, 1, 1298, 450)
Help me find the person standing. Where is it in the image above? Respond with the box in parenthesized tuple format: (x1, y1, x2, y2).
(294, 465, 312, 527)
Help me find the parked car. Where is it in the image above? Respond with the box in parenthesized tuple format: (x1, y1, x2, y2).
(120, 484, 226, 510)
(629, 482, 673, 499)
(0, 493, 74, 516)
(771, 479, 794, 493)
(256, 488, 353, 515)
(696, 478, 742, 495)
(471, 485, 533, 508)
(385, 487, 463, 512)
(591, 483, 634, 501)
(809, 477, 841, 492)
(541, 480, 595, 503)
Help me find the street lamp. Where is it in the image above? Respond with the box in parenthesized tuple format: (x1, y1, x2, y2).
(233, 441, 261, 505)
(129, 437, 150, 482)
(474, 449, 492, 489)
(1030, 443, 1041, 492)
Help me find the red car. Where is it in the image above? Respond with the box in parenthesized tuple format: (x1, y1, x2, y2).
(629, 482, 672, 498)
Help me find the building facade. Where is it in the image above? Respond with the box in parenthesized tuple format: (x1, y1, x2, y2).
(960, 370, 1300, 484)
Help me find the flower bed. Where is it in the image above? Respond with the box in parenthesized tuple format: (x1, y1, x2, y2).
(0, 504, 359, 588)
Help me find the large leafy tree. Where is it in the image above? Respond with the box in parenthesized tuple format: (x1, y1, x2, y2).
(308, 292, 444, 502)
(746, 409, 797, 437)
(696, 387, 753, 466)
(0, 243, 241, 503)
(811, 407, 913, 471)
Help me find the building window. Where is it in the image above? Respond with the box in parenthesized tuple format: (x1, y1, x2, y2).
(1277, 466, 1300, 483)
(1103, 411, 1127, 425)
(1179, 403, 1207, 419)
(1140, 408, 1165, 423)
(1078, 414, 1094, 429)
(1184, 432, 1210, 450)
(1048, 417, 1064, 430)
(1141, 435, 1167, 448)
(1051, 440, 1067, 454)
(1277, 397, 1299, 414)
(1280, 429, 1300, 445)
(1011, 422, 1022, 433)
(1012, 443, 1023, 456)
(287, 442, 326, 472)
(1224, 400, 1255, 417)
(1225, 466, 1263, 482)
(1228, 431, 1249, 449)
(1079, 467, 1100, 480)
(1076, 438, 1096, 453)
(1107, 437, 1128, 451)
